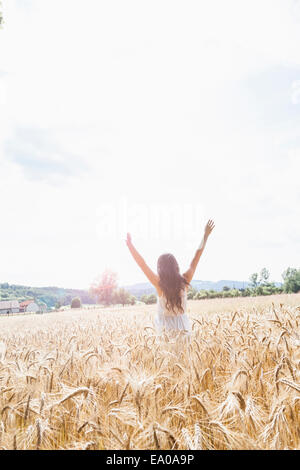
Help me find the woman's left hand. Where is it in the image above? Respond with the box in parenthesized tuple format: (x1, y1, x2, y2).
(204, 219, 215, 238)
(126, 233, 132, 246)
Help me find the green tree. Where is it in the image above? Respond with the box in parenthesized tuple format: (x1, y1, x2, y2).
(146, 294, 157, 304)
(249, 273, 259, 289)
(259, 268, 270, 286)
(187, 286, 197, 300)
(240, 288, 251, 297)
(282, 267, 300, 293)
(207, 289, 217, 299)
(256, 285, 263, 296)
(71, 297, 82, 309)
(230, 289, 240, 297)
(141, 294, 157, 304)
(222, 290, 233, 298)
(194, 290, 208, 300)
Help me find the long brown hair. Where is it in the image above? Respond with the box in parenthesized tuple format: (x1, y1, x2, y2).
(157, 253, 189, 314)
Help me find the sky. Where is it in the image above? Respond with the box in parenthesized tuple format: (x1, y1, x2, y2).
(0, 0, 299, 289)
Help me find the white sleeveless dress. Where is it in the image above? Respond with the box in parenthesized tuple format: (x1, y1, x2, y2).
(154, 289, 191, 335)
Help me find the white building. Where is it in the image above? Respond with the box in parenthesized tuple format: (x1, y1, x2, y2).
(0, 300, 20, 314)
(19, 300, 39, 313)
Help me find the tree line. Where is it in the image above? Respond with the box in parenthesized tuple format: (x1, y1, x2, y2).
(187, 267, 300, 300)
(82, 266, 300, 308)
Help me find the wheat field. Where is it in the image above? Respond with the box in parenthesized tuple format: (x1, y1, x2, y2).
(0, 294, 299, 450)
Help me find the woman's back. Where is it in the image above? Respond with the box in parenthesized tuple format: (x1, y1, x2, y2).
(155, 288, 191, 334)
(157, 288, 187, 317)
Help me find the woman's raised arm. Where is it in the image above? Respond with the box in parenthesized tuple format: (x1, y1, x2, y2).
(126, 233, 160, 290)
(183, 219, 215, 284)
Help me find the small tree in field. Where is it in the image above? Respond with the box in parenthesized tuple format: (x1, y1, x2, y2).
(148, 294, 157, 304)
(141, 293, 157, 304)
(90, 269, 118, 306)
(71, 297, 81, 309)
(113, 288, 131, 307)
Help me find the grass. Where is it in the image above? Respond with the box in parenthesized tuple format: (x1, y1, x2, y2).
(0, 293, 299, 450)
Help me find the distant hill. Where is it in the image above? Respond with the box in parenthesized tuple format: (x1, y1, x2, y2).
(122, 282, 156, 298)
(0, 283, 96, 309)
(191, 280, 249, 291)
(123, 280, 249, 297)
(123, 279, 282, 297)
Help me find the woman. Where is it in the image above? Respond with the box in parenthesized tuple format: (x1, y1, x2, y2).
(126, 219, 215, 336)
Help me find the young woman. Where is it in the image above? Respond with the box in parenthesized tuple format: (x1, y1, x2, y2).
(126, 219, 215, 335)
